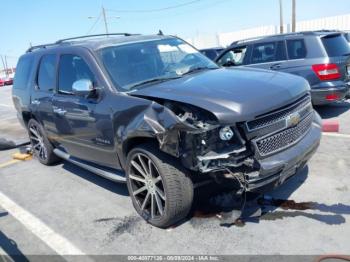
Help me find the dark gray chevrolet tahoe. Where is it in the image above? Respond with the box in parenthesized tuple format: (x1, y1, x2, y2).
(12, 34, 322, 228)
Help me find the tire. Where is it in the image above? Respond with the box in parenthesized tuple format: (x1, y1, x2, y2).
(27, 119, 60, 165)
(126, 143, 193, 228)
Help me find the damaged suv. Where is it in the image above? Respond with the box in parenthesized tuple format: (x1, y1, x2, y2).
(12, 34, 322, 228)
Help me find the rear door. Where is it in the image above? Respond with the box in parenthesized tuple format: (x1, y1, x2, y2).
(12, 55, 35, 126)
(276, 38, 313, 77)
(52, 51, 117, 168)
(244, 41, 287, 71)
(30, 53, 57, 137)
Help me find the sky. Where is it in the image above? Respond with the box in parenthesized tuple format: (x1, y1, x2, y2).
(0, 0, 350, 67)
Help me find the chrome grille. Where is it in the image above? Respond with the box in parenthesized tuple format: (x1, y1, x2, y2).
(245, 94, 314, 157)
(246, 94, 312, 132)
(254, 112, 313, 157)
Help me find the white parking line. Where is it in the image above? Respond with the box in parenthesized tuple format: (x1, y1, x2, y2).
(0, 103, 12, 108)
(322, 132, 350, 139)
(0, 246, 7, 256)
(0, 191, 86, 255)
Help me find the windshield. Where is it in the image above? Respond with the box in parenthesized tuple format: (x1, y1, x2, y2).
(99, 38, 218, 91)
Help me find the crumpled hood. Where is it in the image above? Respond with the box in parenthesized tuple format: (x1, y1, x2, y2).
(131, 67, 310, 124)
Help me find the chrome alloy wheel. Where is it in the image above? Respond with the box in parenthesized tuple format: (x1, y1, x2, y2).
(129, 153, 166, 219)
(28, 123, 48, 161)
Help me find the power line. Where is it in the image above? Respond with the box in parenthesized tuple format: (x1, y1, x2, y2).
(86, 12, 102, 34)
(0, 54, 19, 59)
(106, 0, 203, 13)
(114, 0, 231, 22)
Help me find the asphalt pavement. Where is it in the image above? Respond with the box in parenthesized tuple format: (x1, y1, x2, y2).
(0, 85, 350, 258)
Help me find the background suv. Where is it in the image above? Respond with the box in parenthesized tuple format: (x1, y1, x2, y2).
(12, 34, 321, 228)
(200, 47, 224, 61)
(216, 31, 350, 105)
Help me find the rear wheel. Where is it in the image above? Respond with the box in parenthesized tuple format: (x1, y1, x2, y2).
(28, 119, 60, 165)
(126, 143, 193, 228)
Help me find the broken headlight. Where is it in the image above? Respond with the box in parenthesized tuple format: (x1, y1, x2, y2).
(219, 126, 234, 141)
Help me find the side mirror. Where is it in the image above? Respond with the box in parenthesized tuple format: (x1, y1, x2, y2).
(72, 79, 94, 95)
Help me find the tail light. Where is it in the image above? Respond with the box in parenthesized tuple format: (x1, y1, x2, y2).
(312, 63, 341, 81)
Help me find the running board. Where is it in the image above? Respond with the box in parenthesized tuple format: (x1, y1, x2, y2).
(53, 149, 126, 183)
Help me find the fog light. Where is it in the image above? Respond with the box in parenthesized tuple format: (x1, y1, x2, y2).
(219, 126, 234, 140)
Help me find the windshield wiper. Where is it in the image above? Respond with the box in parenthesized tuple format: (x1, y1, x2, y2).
(126, 76, 180, 90)
(181, 67, 217, 76)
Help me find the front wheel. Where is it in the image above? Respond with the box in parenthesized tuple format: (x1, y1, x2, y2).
(27, 119, 60, 165)
(126, 143, 193, 228)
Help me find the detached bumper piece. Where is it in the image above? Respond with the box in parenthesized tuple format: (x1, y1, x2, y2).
(197, 145, 251, 173)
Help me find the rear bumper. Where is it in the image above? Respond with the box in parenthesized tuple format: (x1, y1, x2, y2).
(246, 112, 322, 192)
(311, 85, 348, 105)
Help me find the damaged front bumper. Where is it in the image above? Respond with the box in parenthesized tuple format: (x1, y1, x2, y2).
(186, 112, 322, 192)
(245, 120, 321, 192)
(124, 95, 321, 193)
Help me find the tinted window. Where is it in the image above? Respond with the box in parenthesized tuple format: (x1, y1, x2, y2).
(275, 41, 287, 61)
(287, 39, 307, 59)
(201, 50, 218, 60)
(321, 34, 350, 57)
(251, 41, 286, 64)
(37, 54, 56, 91)
(217, 46, 247, 66)
(13, 56, 34, 89)
(58, 55, 95, 94)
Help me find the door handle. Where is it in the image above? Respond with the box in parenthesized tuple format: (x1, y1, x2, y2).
(53, 108, 67, 116)
(270, 63, 281, 70)
(31, 99, 40, 105)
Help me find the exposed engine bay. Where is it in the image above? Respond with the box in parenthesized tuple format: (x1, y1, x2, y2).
(129, 93, 320, 193)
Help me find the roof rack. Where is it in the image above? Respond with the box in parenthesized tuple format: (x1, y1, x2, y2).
(229, 30, 338, 46)
(55, 33, 139, 44)
(26, 33, 139, 53)
(26, 43, 60, 53)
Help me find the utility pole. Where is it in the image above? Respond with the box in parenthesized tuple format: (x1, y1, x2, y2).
(102, 6, 109, 34)
(88, 6, 120, 35)
(0, 55, 6, 77)
(4, 56, 8, 77)
(279, 0, 284, 34)
(292, 0, 296, 32)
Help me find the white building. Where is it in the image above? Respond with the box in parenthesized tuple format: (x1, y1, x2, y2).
(186, 13, 350, 49)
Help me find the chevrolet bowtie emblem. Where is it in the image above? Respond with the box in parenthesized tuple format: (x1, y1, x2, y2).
(286, 112, 301, 127)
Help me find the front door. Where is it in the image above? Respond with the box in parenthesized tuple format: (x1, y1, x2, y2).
(52, 53, 117, 168)
(244, 41, 287, 71)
